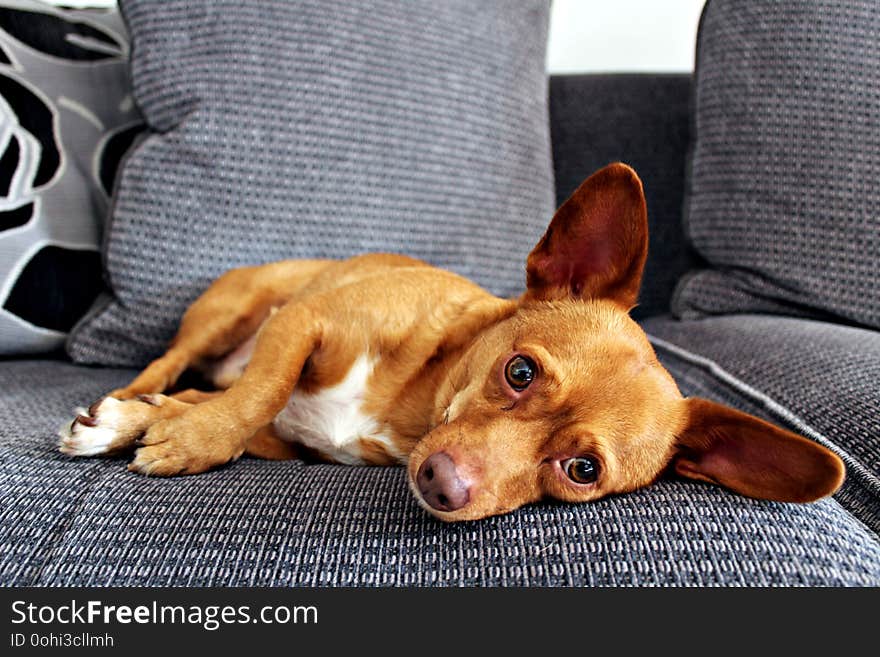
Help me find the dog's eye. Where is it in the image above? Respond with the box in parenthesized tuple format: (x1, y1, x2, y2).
(504, 355, 536, 391)
(563, 457, 599, 484)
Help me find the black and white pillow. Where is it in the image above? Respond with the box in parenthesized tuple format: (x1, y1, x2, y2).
(0, 0, 143, 355)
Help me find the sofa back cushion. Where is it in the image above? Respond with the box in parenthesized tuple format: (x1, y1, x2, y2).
(67, 0, 555, 366)
(673, 0, 880, 329)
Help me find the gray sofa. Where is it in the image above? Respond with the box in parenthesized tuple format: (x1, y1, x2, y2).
(1, 71, 878, 587)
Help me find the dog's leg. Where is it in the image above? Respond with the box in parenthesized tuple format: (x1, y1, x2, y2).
(167, 386, 302, 458)
(243, 429, 300, 460)
(59, 391, 210, 456)
(60, 387, 299, 461)
(108, 274, 275, 399)
(172, 388, 301, 460)
(109, 260, 331, 399)
(126, 302, 321, 475)
(168, 389, 223, 404)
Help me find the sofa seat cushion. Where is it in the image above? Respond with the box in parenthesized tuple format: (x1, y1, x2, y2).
(643, 314, 880, 534)
(1, 359, 878, 586)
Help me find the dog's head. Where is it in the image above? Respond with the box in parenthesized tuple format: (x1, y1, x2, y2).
(408, 163, 844, 521)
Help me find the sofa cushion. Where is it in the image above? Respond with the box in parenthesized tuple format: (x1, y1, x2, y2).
(66, 0, 556, 367)
(674, 0, 880, 329)
(549, 74, 695, 320)
(0, 1, 142, 355)
(2, 359, 878, 586)
(643, 314, 880, 534)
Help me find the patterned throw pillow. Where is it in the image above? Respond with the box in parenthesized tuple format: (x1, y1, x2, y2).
(0, 0, 142, 355)
(673, 0, 880, 329)
(66, 0, 555, 367)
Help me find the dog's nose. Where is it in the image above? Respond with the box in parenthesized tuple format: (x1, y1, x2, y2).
(416, 452, 470, 512)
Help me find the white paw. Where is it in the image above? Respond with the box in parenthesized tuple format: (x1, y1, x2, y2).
(58, 397, 141, 456)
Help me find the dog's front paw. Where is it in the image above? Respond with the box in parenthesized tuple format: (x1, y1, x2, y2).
(127, 415, 244, 476)
(58, 394, 172, 457)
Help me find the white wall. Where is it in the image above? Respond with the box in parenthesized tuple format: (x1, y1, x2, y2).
(546, 0, 706, 73)
(46, 0, 707, 73)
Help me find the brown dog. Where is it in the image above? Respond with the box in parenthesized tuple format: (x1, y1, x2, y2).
(59, 163, 844, 521)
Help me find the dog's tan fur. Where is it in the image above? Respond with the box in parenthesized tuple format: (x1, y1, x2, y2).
(60, 164, 844, 521)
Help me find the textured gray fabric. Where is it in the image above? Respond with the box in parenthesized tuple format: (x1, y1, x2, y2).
(0, 1, 141, 355)
(643, 314, 880, 533)
(549, 74, 697, 320)
(66, 0, 555, 367)
(1, 359, 878, 586)
(675, 0, 880, 329)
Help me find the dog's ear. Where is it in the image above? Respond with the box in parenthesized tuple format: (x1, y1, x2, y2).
(524, 162, 648, 307)
(672, 398, 844, 503)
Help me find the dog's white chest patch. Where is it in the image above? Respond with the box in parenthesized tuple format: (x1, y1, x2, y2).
(272, 354, 398, 465)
